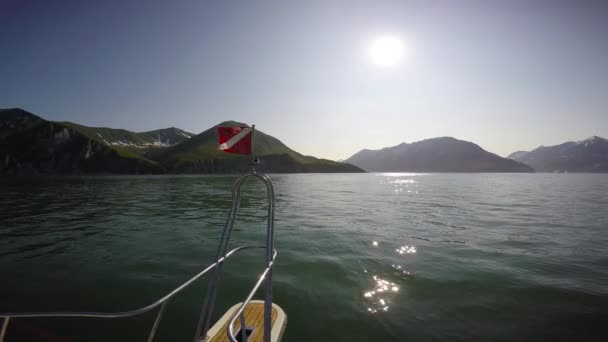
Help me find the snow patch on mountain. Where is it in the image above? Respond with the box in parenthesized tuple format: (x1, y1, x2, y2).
(176, 129, 192, 139)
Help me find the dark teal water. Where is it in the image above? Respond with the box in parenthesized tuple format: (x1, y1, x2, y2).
(1, 174, 607, 341)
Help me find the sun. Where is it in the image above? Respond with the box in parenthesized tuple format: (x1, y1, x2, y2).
(369, 36, 406, 67)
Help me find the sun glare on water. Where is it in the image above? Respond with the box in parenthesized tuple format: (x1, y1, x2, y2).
(369, 36, 406, 67)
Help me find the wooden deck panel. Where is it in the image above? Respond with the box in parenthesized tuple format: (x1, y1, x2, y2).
(209, 302, 278, 342)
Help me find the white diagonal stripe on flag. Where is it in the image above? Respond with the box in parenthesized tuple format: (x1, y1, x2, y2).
(218, 127, 252, 150)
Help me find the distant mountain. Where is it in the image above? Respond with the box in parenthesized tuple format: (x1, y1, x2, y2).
(346, 137, 533, 172)
(58, 122, 194, 162)
(157, 121, 363, 173)
(0, 108, 363, 174)
(507, 136, 608, 172)
(506, 151, 529, 160)
(60, 122, 193, 149)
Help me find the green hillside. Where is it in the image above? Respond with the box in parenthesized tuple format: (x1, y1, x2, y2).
(0, 110, 364, 174)
(158, 121, 363, 173)
(0, 109, 162, 174)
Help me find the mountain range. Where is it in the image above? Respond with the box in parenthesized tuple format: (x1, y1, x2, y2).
(2, 108, 606, 174)
(0, 108, 362, 174)
(507, 136, 608, 172)
(345, 137, 534, 172)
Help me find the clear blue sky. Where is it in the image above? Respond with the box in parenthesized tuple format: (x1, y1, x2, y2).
(1, 0, 607, 159)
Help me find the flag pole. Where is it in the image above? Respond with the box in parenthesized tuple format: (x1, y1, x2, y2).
(250, 124, 258, 172)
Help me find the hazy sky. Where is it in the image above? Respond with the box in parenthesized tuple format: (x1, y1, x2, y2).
(1, 0, 607, 160)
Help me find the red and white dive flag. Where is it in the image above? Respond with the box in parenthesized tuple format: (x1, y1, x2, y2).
(217, 126, 253, 154)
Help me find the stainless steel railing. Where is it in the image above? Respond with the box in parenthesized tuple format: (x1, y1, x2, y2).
(1, 168, 277, 342)
(227, 258, 274, 342)
(0, 246, 277, 342)
(0, 245, 276, 342)
(196, 169, 276, 342)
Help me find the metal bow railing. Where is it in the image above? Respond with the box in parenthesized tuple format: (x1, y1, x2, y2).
(0, 246, 276, 342)
(227, 257, 274, 342)
(2, 167, 278, 342)
(195, 169, 276, 342)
